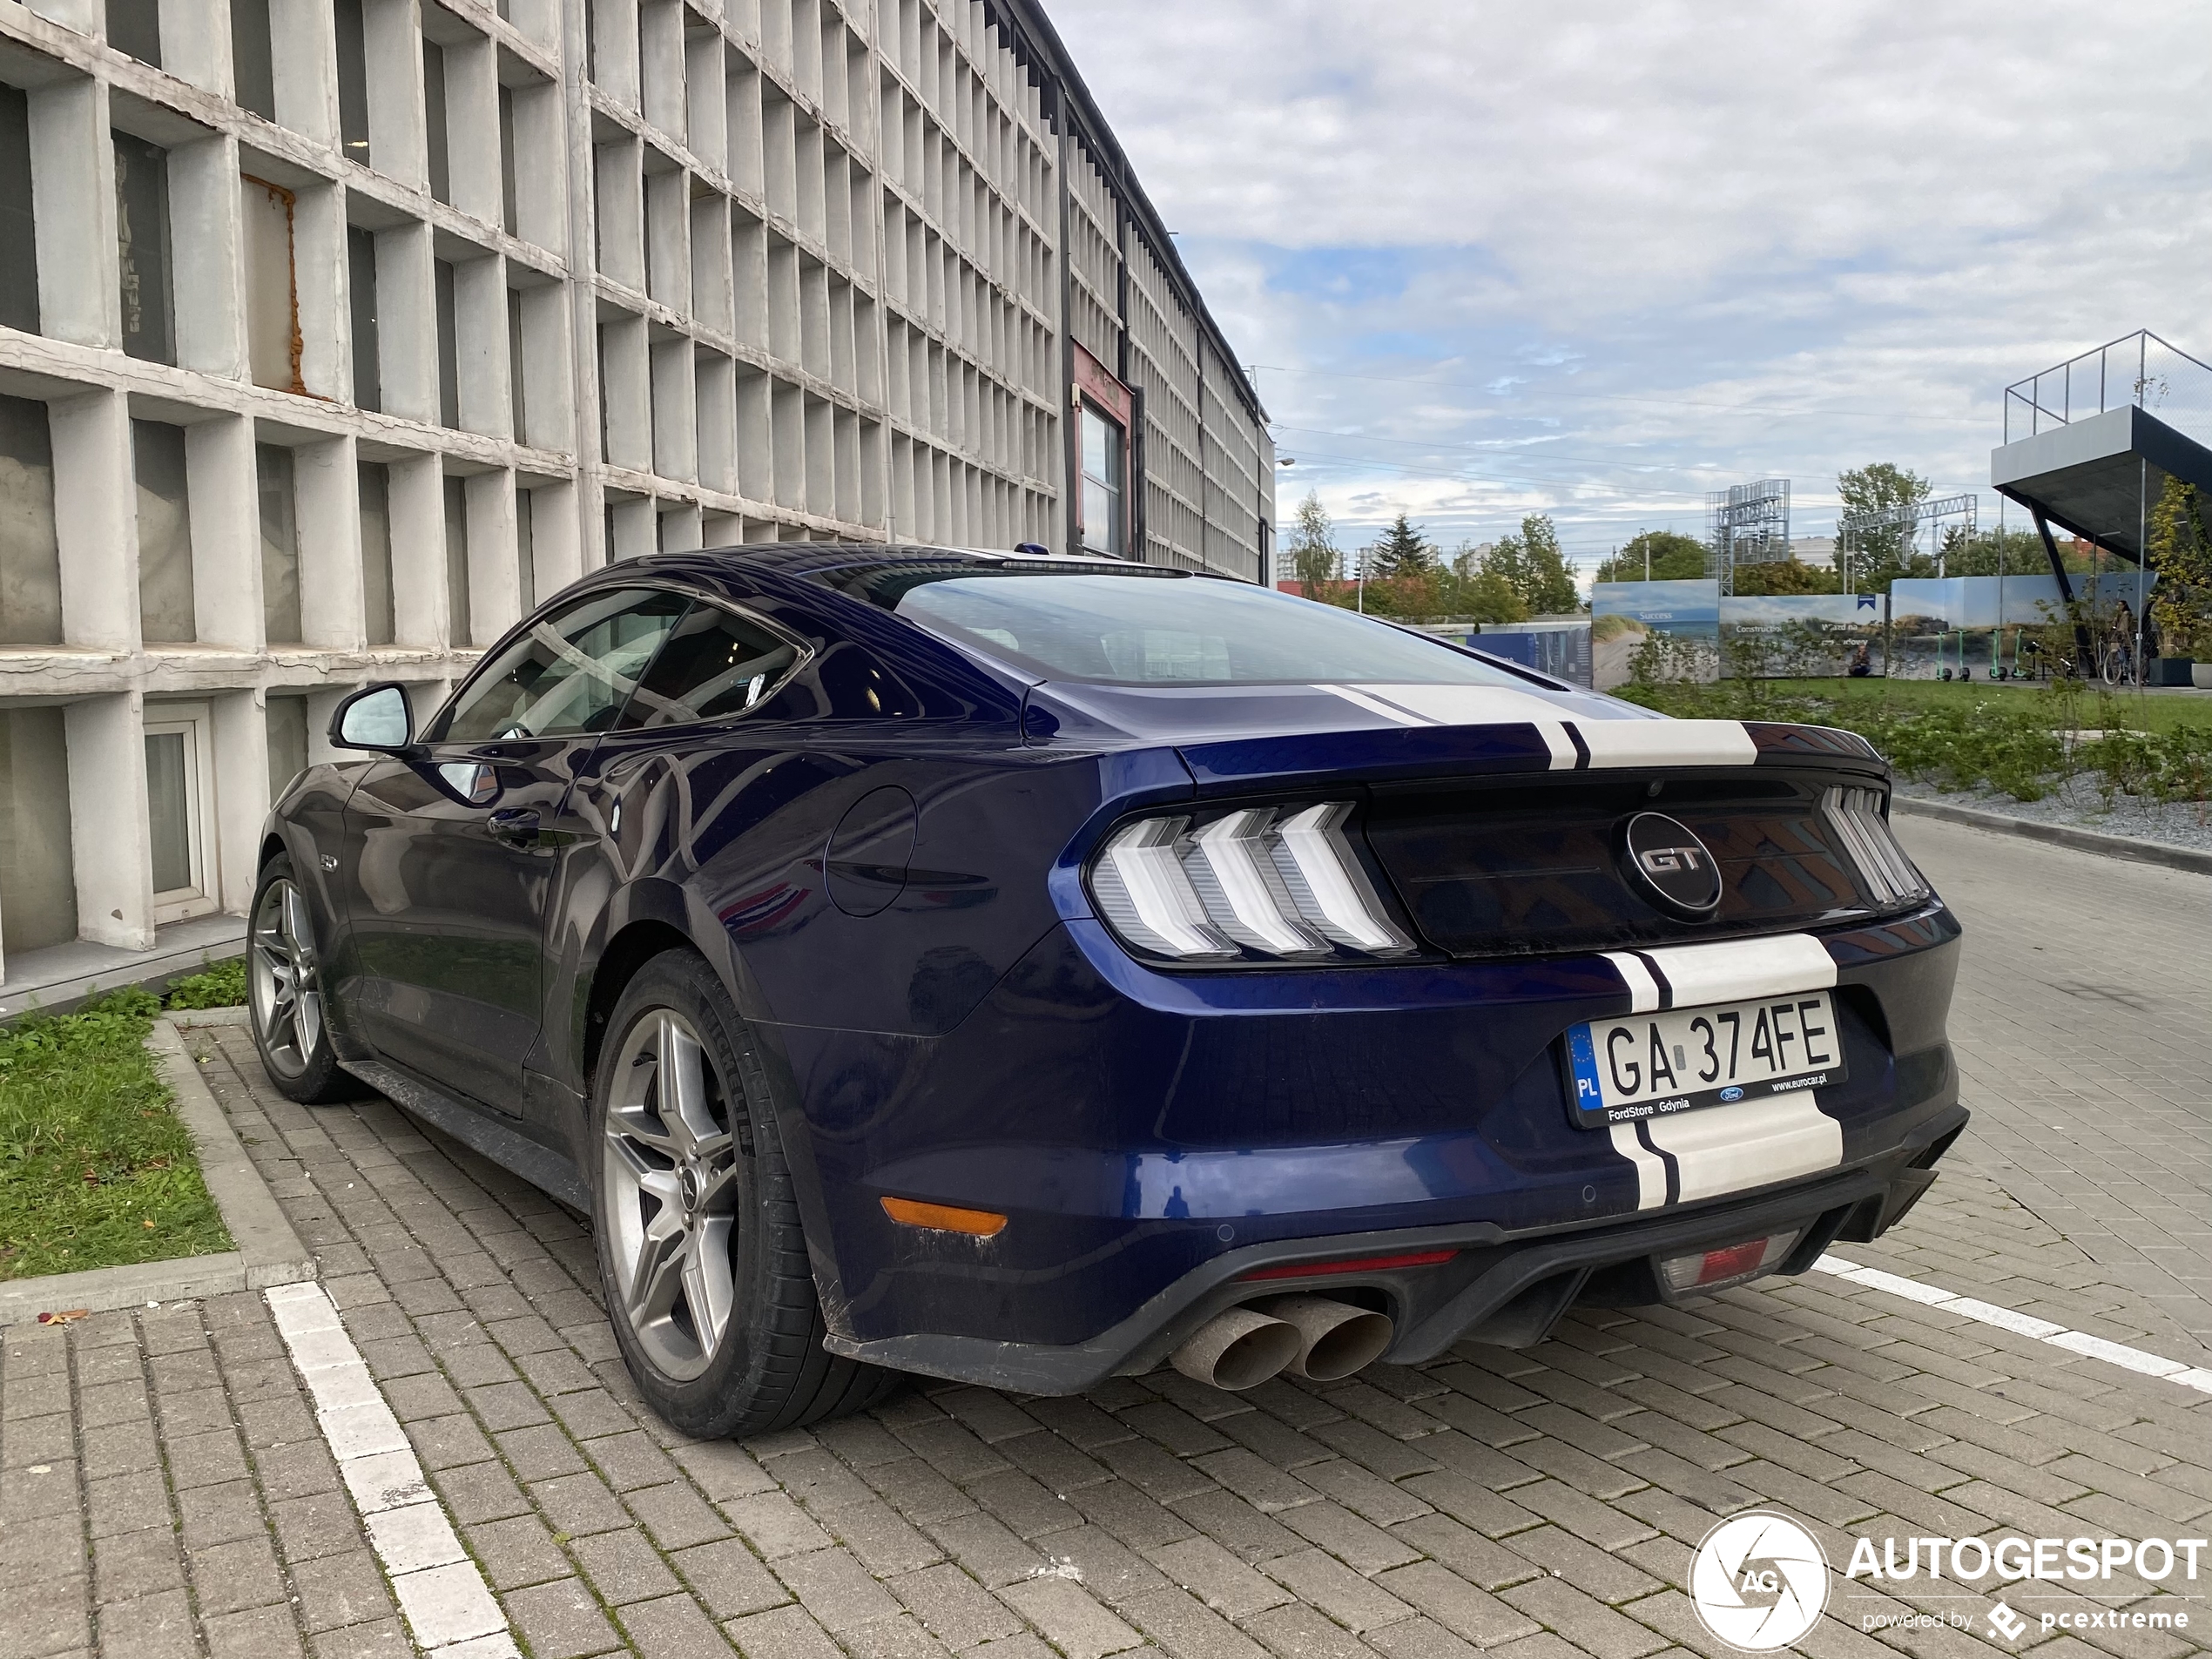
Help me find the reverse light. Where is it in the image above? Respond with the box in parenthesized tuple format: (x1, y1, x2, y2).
(1821, 786, 1930, 909)
(1658, 1231, 1796, 1293)
(1089, 802, 1414, 964)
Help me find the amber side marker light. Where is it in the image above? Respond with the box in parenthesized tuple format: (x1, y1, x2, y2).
(880, 1197, 1008, 1238)
(1238, 1248, 1458, 1283)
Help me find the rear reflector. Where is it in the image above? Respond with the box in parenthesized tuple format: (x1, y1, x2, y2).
(1658, 1231, 1796, 1293)
(1239, 1249, 1458, 1283)
(880, 1197, 1008, 1238)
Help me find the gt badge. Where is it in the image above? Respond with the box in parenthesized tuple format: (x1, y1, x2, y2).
(1622, 812, 1723, 917)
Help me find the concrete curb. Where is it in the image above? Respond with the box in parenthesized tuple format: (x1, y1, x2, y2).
(0, 1010, 315, 1325)
(1893, 793, 2212, 878)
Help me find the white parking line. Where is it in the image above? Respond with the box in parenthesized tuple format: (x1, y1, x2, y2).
(1812, 1254, 2212, 1395)
(266, 1283, 520, 1656)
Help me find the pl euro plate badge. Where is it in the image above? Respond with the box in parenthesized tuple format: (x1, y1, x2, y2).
(1566, 992, 1846, 1129)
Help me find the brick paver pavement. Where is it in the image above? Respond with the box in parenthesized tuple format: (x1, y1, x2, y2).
(3, 813, 2207, 1659)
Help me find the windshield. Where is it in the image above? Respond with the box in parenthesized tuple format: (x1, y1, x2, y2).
(833, 563, 1529, 687)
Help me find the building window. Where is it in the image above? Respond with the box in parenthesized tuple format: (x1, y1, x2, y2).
(114, 131, 175, 364)
(424, 39, 452, 204)
(0, 86, 40, 335)
(444, 475, 470, 645)
(231, 0, 276, 120)
(1079, 401, 1125, 558)
(258, 443, 300, 644)
(106, 0, 162, 67)
(499, 85, 519, 234)
(347, 226, 380, 411)
(516, 484, 536, 614)
(335, 0, 372, 161)
(435, 258, 460, 428)
(144, 701, 218, 923)
(266, 694, 307, 804)
(242, 174, 301, 393)
(507, 287, 527, 442)
(0, 707, 77, 955)
(0, 394, 62, 646)
(132, 419, 194, 643)
(359, 460, 395, 646)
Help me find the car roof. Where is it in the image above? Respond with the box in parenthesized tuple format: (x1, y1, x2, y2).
(610, 543, 1200, 585)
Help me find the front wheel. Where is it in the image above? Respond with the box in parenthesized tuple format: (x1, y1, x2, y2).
(592, 950, 902, 1439)
(247, 856, 362, 1104)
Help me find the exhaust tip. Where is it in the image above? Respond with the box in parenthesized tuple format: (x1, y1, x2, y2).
(1170, 1306, 1302, 1392)
(1261, 1294, 1394, 1381)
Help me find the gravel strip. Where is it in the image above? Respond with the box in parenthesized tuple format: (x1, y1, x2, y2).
(1895, 775, 2212, 854)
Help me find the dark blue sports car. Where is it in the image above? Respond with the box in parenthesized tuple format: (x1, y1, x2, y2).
(252, 546, 1963, 1436)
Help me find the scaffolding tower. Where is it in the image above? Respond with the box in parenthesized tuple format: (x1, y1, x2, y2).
(1836, 494, 1977, 593)
(1707, 480, 1792, 595)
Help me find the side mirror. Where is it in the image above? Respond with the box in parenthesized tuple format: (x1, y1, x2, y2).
(331, 683, 414, 752)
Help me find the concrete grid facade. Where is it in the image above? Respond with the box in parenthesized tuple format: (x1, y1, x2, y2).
(0, 0, 1274, 994)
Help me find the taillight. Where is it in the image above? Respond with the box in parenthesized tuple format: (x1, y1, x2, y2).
(1820, 786, 1930, 909)
(1088, 803, 1414, 963)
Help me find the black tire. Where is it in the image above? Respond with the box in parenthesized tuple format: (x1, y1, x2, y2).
(247, 855, 366, 1105)
(591, 949, 904, 1439)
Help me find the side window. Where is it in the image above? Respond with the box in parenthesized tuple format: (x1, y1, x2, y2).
(439, 589, 689, 742)
(617, 601, 802, 730)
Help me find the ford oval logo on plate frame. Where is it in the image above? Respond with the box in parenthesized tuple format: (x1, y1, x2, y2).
(1622, 812, 1723, 918)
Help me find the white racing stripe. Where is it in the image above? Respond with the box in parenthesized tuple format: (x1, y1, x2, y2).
(1315, 685, 1757, 772)
(1601, 951, 1664, 1014)
(1608, 1123, 1668, 1210)
(266, 1283, 519, 1656)
(1317, 682, 1580, 768)
(1812, 1255, 2212, 1395)
(1573, 718, 1759, 769)
(1635, 933, 1837, 1008)
(1642, 1089, 1843, 1204)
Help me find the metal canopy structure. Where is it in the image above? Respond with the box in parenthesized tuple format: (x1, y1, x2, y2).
(1990, 404, 2212, 563)
(1989, 332, 2212, 667)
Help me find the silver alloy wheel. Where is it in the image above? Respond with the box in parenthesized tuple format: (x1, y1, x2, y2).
(602, 1008, 740, 1381)
(250, 878, 323, 1079)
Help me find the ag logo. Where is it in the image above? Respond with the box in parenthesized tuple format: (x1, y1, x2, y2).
(1689, 1511, 1829, 1651)
(1622, 812, 1723, 918)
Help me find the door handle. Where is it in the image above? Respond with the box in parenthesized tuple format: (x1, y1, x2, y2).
(486, 806, 541, 843)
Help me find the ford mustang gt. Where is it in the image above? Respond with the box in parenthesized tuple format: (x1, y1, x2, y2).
(252, 545, 1963, 1436)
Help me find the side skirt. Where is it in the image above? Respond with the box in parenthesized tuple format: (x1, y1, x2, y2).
(342, 1060, 593, 1217)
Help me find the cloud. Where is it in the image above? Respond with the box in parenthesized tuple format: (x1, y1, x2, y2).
(1042, 0, 2212, 557)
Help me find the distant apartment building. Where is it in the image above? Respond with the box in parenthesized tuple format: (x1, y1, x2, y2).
(0, 0, 1273, 1005)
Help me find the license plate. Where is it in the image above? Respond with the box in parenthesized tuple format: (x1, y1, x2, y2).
(1566, 991, 1846, 1129)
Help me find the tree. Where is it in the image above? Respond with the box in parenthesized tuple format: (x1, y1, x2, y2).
(1593, 530, 1707, 584)
(1836, 462, 1932, 590)
(1486, 514, 1581, 614)
(1731, 557, 1840, 596)
(1444, 543, 1527, 623)
(1285, 491, 1341, 595)
(2149, 477, 2212, 656)
(1938, 525, 2066, 578)
(1363, 513, 1440, 580)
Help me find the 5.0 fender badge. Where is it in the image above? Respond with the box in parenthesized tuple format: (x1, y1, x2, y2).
(1621, 811, 1723, 917)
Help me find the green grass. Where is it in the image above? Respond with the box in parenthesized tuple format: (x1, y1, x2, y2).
(165, 955, 247, 1010)
(0, 988, 233, 1281)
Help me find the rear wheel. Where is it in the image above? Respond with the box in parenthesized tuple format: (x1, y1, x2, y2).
(248, 856, 362, 1104)
(592, 950, 902, 1439)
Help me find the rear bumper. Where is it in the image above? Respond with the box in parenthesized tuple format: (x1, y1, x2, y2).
(822, 1101, 1966, 1393)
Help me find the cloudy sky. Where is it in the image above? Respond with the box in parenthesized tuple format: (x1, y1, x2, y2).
(1044, 1, 2212, 572)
